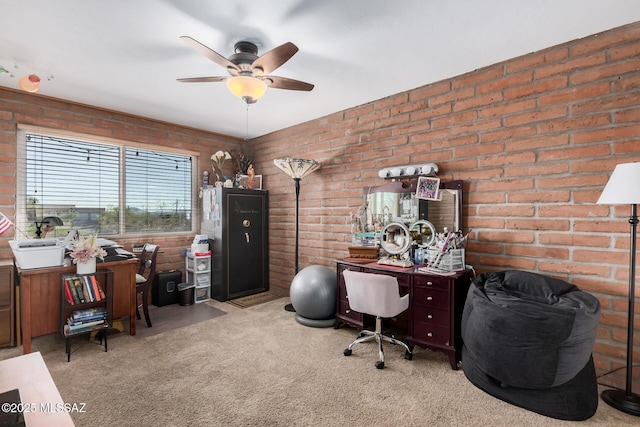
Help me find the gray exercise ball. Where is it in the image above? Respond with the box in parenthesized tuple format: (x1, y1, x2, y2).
(290, 265, 337, 327)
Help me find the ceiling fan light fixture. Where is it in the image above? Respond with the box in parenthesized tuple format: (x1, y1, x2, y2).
(226, 75, 267, 104)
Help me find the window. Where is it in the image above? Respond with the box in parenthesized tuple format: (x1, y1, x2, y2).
(17, 129, 195, 238)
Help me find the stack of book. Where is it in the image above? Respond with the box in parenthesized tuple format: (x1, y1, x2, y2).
(63, 274, 105, 305)
(65, 307, 109, 334)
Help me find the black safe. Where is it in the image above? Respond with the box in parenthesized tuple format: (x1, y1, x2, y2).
(207, 188, 269, 301)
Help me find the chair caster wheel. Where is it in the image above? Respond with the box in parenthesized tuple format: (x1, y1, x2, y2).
(405, 350, 413, 360)
(343, 349, 352, 356)
(375, 361, 384, 369)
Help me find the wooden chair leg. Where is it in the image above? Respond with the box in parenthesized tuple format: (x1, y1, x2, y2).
(142, 289, 152, 327)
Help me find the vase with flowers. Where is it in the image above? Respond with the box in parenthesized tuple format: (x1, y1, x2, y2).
(70, 234, 107, 274)
(211, 150, 231, 185)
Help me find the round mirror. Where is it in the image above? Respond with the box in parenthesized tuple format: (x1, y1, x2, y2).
(410, 220, 436, 248)
(380, 222, 412, 255)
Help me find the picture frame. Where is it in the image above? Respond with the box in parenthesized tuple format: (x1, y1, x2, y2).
(237, 174, 250, 189)
(237, 174, 262, 190)
(415, 176, 441, 200)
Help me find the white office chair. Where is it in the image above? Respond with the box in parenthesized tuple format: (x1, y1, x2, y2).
(342, 270, 413, 369)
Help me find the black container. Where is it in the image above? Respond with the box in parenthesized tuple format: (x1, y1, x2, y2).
(177, 282, 195, 306)
(152, 269, 182, 307)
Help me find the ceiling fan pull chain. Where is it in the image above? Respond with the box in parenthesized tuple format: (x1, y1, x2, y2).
(245, 103, 250, 141)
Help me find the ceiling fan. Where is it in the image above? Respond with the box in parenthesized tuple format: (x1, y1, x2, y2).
(177, 36, 314, 104)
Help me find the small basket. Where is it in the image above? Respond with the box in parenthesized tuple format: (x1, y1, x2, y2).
(426, 248, 465, 272)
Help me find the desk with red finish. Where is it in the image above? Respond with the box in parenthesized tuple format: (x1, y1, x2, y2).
(335, 259, 472, 370)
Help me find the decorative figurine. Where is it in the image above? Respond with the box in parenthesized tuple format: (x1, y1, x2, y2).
(247, 164, 255, 189)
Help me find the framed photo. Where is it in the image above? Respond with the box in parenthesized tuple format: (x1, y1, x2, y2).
(416, 176, 440, 200)
(237, 174, 250, 188)
(237, 174, 263, 190)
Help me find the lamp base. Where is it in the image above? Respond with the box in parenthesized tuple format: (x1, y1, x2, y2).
(601, 389, 640, 416)
(284, 303, 296, 312)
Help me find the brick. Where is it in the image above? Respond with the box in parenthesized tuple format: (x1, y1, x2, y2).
(538, 82, 610, 107)
(535, 53, 607, 79)
(477, 71, 532, 95)
(505, 218, 570, 231)
(505, 76, 568, 100)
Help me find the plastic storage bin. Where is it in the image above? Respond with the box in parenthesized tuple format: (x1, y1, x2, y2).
(177, 282, 195, 306)
(194, 286, 211, 303)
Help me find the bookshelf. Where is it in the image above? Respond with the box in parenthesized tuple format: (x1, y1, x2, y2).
(60, 269, 113, 362)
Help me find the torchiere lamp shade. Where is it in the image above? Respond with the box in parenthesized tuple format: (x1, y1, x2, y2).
(273, 158, 320, 179)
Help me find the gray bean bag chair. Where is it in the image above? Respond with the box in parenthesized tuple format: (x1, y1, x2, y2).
(461, 270, 601, 420)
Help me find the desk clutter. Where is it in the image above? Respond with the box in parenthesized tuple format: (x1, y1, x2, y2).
(350, 221, 470, 274)
(9, 234, 135, 270)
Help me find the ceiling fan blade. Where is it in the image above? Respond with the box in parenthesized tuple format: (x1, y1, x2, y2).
(252, 42, 298, 75)
(266, 75, 314, 91)
(180, 36, 239, 72)
(177, 76, 227, 83)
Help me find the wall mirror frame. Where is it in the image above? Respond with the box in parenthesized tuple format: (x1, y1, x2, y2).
(359, 179, 463, 238)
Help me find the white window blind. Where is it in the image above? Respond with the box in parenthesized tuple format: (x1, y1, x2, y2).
(125, 147, 193, 233)
(19, 131, 193, 237)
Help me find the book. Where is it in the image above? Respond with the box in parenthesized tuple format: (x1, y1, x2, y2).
(64, 279, 75, 305)
(72, 307, 108, 320)
(73, 278, 85, 303)
(90, 275, 102, 301)
(65, 321, 108, 334)
(66, 278, 80, 304)
(69, 312, 107, 324)
(67, 317, 106, 329)
(82, 275, 95, 302)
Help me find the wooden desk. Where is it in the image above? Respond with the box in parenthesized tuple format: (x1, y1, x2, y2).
(0, 351, 74, 426)
(15, 258, 137, 354)
(335, 259, 472, 370)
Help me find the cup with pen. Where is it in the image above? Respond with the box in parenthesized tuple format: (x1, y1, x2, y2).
(424, 228, 470, 273)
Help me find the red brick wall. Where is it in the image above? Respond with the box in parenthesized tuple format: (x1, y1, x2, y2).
(251, 22, 640, 391)
(0, 89, 244, 272)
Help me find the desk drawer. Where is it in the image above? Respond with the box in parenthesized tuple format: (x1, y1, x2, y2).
(0, 307, 10, 346)
(337, 299, 361, 321)
(412, 305, 449, 328)
(412, 287, 449, 308)
(413, 275, 451, 291)
(411, 321, 450, 347)
(0, 281, 9, 307)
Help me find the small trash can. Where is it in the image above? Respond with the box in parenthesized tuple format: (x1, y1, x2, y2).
(177, 282, 195, 306)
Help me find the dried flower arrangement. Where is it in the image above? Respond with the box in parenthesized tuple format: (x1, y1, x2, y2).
(70, 234, 107, 264)
(230, 148, 253, 174)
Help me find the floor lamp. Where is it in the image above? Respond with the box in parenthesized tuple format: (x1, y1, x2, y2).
(597, 161, 640, 416)
(274, 157, 320, 312)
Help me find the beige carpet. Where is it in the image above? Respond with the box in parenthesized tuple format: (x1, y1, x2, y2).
(0, 298, 637, 427)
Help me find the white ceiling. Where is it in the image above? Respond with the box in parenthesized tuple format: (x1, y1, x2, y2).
(1, 1, 640, 140)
